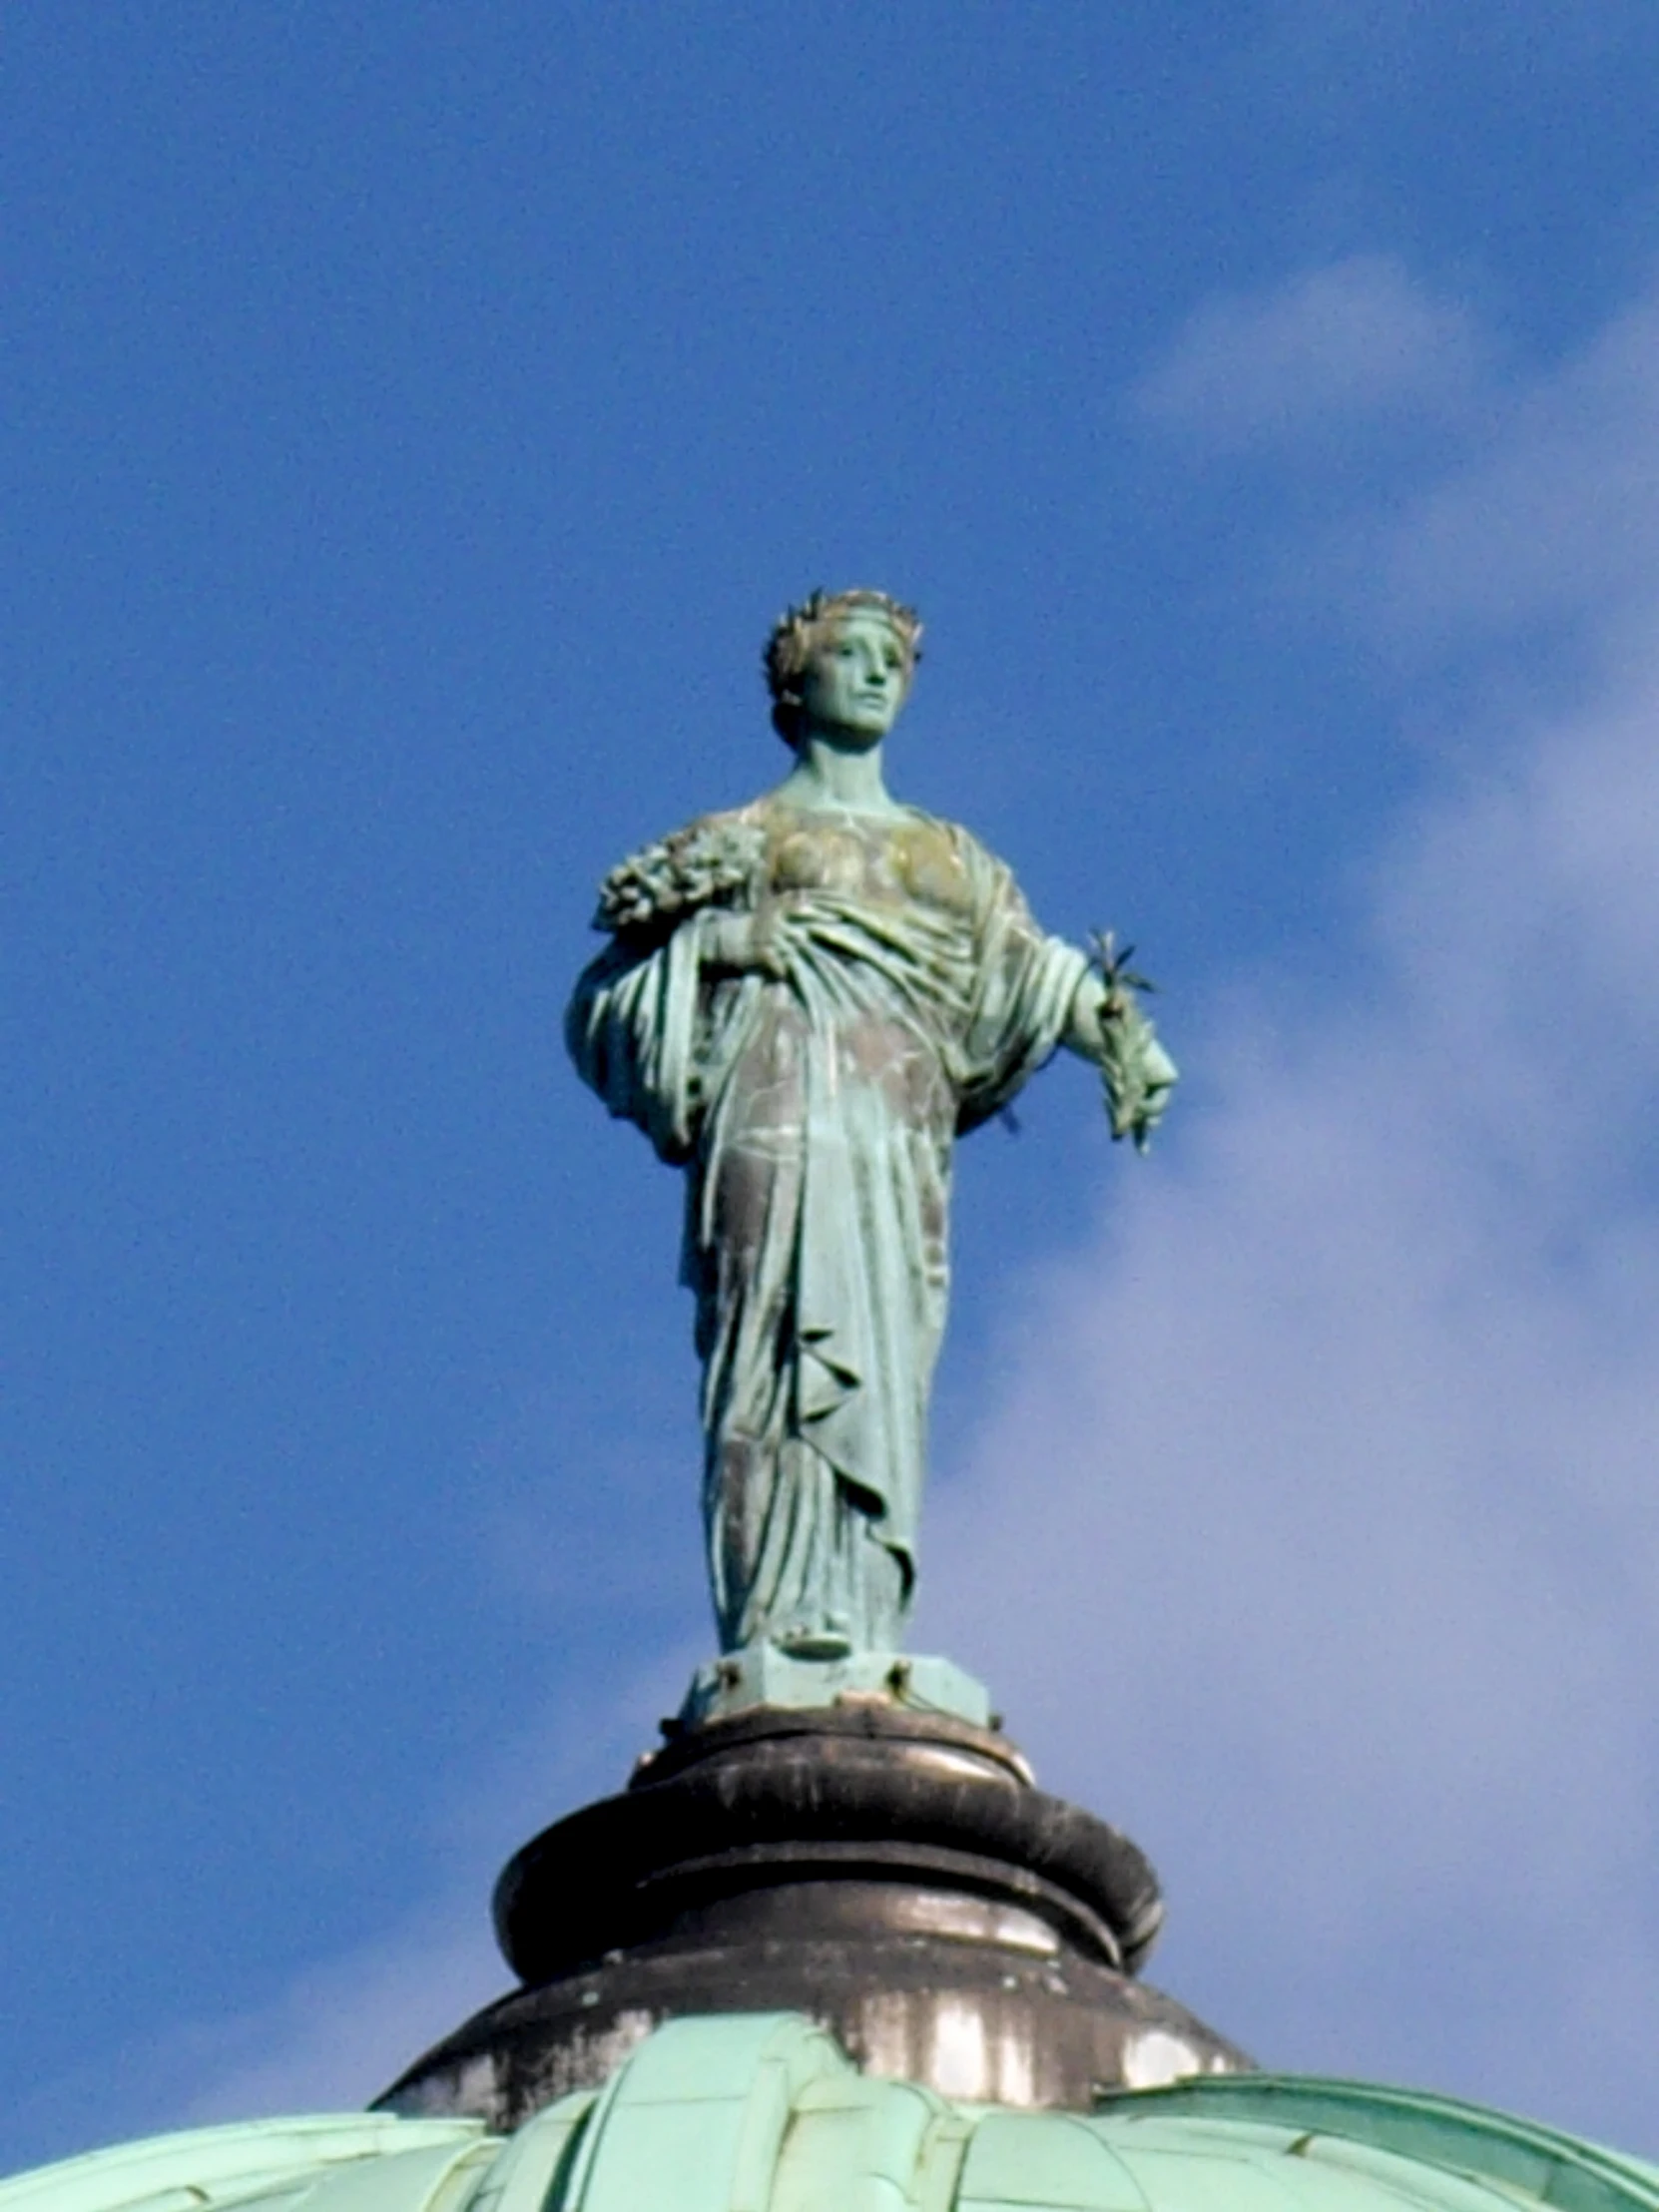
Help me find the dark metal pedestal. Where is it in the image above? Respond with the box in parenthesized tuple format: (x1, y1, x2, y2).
(375, 1702, 1249, 2123)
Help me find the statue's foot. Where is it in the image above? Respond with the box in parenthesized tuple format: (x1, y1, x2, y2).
(680, 1646, 995, 1728)
(774, 1625, 853, 1660)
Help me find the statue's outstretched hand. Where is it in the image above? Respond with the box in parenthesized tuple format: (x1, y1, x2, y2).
(1065, 937, 1179, 1152)
(1120, 1031, 1178, 1148)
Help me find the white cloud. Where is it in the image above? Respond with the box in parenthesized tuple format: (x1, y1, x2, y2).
(931, 273, 1659, 2154)
(1146, 258, 1659, 671)
(1368, 293, 1659, 650)
(175, 1908, 503, 2126)
(1131, 255, 1484, 449)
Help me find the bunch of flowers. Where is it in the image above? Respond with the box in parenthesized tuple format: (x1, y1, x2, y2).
(1089, 930, 1175, 1154)
(594, 817, 767, 937)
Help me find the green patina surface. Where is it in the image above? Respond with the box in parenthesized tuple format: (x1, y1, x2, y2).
(681, 1644, 994, 1727)
(9, 2015, 1655, 2212)
(567, 590, 1176, 1681)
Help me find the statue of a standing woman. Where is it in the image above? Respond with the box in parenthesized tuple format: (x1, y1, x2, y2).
(567, 591, 1175, 1665)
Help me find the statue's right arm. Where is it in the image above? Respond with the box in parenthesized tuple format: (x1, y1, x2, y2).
(564, 922, 709, 1165)
(697, 904, 791, 978)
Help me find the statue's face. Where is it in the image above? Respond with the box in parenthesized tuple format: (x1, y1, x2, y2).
(799, 612, 909, 743)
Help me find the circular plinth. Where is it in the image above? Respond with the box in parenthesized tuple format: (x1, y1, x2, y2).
(497, 1701, 1165, 1983)
(377, 1701, 1249, 2123)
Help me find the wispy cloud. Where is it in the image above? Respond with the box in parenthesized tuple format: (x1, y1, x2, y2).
(177, 1907, 503, 2126)
(932, 268, 1659, 2155)
(1130, 256, 1485, 451)
(1368, 293, 1659, 651)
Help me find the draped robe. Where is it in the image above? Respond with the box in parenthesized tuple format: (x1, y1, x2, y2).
(566, 798, 1088, 1655)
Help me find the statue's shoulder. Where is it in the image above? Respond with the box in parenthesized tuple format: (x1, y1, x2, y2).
(593, 804, 768, 936)
(899, 807, 1016, 883)
(895, 810, 1044, 937)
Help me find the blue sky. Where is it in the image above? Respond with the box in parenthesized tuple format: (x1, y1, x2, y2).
(9, 0, 1659, 2171)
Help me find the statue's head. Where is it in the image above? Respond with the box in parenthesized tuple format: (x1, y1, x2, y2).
(764, 589, 923, 748)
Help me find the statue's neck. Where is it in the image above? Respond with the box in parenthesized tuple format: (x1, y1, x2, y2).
(775, 733, 900, 817)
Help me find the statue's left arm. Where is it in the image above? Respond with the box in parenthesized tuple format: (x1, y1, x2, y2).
(955, 831, 1178, 1149)
(1060, 959, 1179, 1153)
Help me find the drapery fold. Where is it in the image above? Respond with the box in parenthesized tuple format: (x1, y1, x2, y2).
(567, 801, 1088, 1653)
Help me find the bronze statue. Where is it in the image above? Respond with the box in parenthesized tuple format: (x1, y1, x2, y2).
(568, 590, 1175, 1663)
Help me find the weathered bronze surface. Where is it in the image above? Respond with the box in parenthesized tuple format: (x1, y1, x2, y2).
(377, 1704, 1247, 2122)
(567, 590, 1176, 1660)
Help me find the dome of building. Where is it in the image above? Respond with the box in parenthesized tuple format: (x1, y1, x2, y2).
(6, 2013, 1655, 2212)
